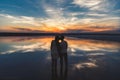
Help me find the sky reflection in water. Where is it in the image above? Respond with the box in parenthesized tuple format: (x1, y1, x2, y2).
(0, 36, 120, 80)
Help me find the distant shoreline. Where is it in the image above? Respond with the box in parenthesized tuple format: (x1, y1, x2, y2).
(0, 32, 120, 36)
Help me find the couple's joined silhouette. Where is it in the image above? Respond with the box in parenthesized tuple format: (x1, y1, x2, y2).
(51, 35, 68, 80)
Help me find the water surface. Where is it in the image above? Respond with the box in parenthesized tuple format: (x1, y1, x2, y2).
(0, 36, 120, 80)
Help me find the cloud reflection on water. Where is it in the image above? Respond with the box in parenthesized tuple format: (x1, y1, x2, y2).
(68, 38, 120, 57)
(0, 37, 52, 54)
(0, 37, 120, 55)
(73, 62, 98, 70)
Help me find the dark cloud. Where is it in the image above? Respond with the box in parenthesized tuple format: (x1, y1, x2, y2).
(12, 27, 45, 33)
(64, 26, 120, 33)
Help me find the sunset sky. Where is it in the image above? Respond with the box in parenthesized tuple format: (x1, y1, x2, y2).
(0, 0, 120, 33)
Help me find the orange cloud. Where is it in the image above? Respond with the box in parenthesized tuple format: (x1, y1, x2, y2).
(0, 23, 119, 33)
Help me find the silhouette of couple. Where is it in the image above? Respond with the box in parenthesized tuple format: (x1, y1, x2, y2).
(51, 35, 68, 80)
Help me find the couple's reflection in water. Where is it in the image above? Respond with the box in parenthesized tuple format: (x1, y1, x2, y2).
(51, 35, 68, 80)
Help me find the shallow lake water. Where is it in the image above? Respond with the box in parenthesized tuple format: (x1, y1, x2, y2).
(0, 36, 120, 80)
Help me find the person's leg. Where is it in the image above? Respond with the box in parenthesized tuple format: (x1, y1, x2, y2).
(64, 53, 68, 66)
(52, 58, 57, 72)
(52, 58, 54, 67)
(60, 54, 63, 77)
(54, 59, 57, 71)
(60, 54, 63, 68)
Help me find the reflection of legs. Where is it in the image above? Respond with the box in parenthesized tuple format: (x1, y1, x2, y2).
(51, 58, 57, 80)
(64, 53, 68, 80)
(59, 54, 68, 80)
(60, 55, 63, 79)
